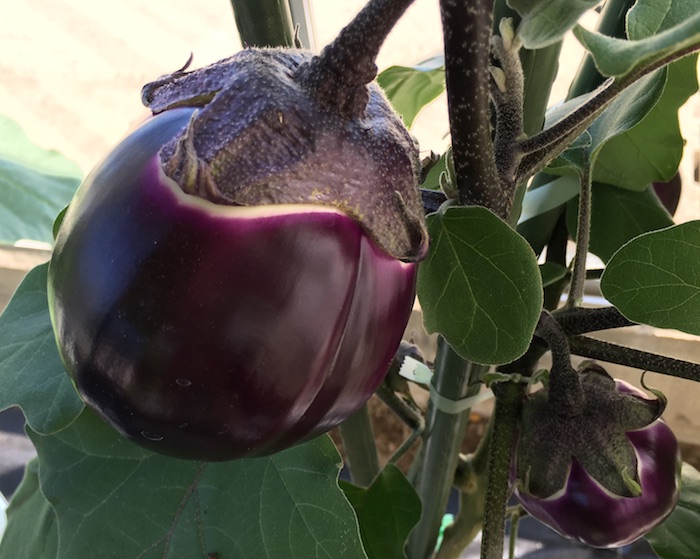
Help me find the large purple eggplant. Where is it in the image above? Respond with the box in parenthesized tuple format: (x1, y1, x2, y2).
(47, 0, 428, 460)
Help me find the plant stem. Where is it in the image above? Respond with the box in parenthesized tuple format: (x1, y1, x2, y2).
(535, 311, 583, 408)
(338, 405, 380, 487)
(440, 0, 507, 217)
(480, 382, 523, 559)
(436, 424, 493, 558)
(566, 157, 592, 308)
(553, 306, 635, 334)
(229, 0, 296, 47)
(569, 336, 700, 382)
(407, 339, 485, 559)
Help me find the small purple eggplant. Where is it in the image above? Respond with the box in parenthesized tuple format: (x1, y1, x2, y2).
(514, 372, 681, 548)
(47, 0, 427, 460)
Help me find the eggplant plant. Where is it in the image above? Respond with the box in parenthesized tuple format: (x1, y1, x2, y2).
(1, 0, 700, 558)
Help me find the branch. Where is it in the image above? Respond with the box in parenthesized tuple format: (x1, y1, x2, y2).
(553, 306, 636, 335)
(569, 335, 700, 383)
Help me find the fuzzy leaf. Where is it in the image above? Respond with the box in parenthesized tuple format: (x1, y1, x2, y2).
(340, 465, 421, 559)
(592, 0, 700, 189)
(0, 264, 84, 434)
(27, 408, 367, 559)
(417, 205, 542, 364)
(0, 115, 81, 246)
(573, 11, 700, 79)
(377, 55, 445, 128)
(600, 221, 700, 334)
(566, 183, 674, 263)
(647, 463, 700, 559)
(508, 0, 602, 49)
(0, 459, 58, 559)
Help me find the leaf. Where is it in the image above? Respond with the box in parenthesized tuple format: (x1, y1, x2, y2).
(544, 71, 667, 183)
(573, 11, 700, 78)
(377, 55, 445, 128)
(0, 264, 84, 434)
(417, 205, 542, 364)
(600, 221, 700, 334)
(27, 408, 367, 559)
(0, 459, 58, 559)
(508, 0, 602, 49)
(592, 0, 700, 189)
(0, 115, 81, 246)
(566, 182, 674, 263)
(518, 175, 581, 224)
(586, 71, 667, 181)
(593, 57, 697, 189)
(539, 262, 568, 288)
(340, 465, 421, 559)
(646, 463, 700, 559)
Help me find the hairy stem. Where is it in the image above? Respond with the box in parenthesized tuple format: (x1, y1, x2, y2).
(535, 310, 583, 408)
(440, 0, 507, 216)
(569, 336, 700, 382)
(338, 405, 380, 487)
(491, 19, 526, 191)
(553, 306, 635, 334)
(566, 158, 592, 308)
(297, 0, 415, 115)
(480, 382, 523, 559)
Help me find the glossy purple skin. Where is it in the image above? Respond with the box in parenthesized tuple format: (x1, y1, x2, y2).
(515, 380, 681, 548)
(48, 108, 417, 460)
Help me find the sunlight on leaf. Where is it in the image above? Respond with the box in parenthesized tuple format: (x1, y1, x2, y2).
(0, 115, 81, 246)
(601, 221, 700, 334)
(378, 55, 445, 128)
(417, 206, 542, 364)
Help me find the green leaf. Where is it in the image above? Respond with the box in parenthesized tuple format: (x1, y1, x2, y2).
(600, 221, 700, 334)
(0, 459, 58, 559)
(518, 175, 581, 224)
(539, 262, 568, 288)
(647, 463, 700, 559)
(340, 465, 421, 559)
(573, 11, 700, 78)
(0, 463, 56, 559)
(377, 55, 445, 128)
(417, 206, 543, 364)
(508, 0, 602, 49)
(593, 57, 697, 189)
(592, 0, 700, 189)
(586, 71, 666, 181)
(0, 115, 81, 246)
(27, 408, 367, 559)
(0, 264, 84, 434)
(544, 70, 667, 182)
(566, 183, 674, 263)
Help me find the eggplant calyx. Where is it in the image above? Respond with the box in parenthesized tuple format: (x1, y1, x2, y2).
(516, 362, 664, 499)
